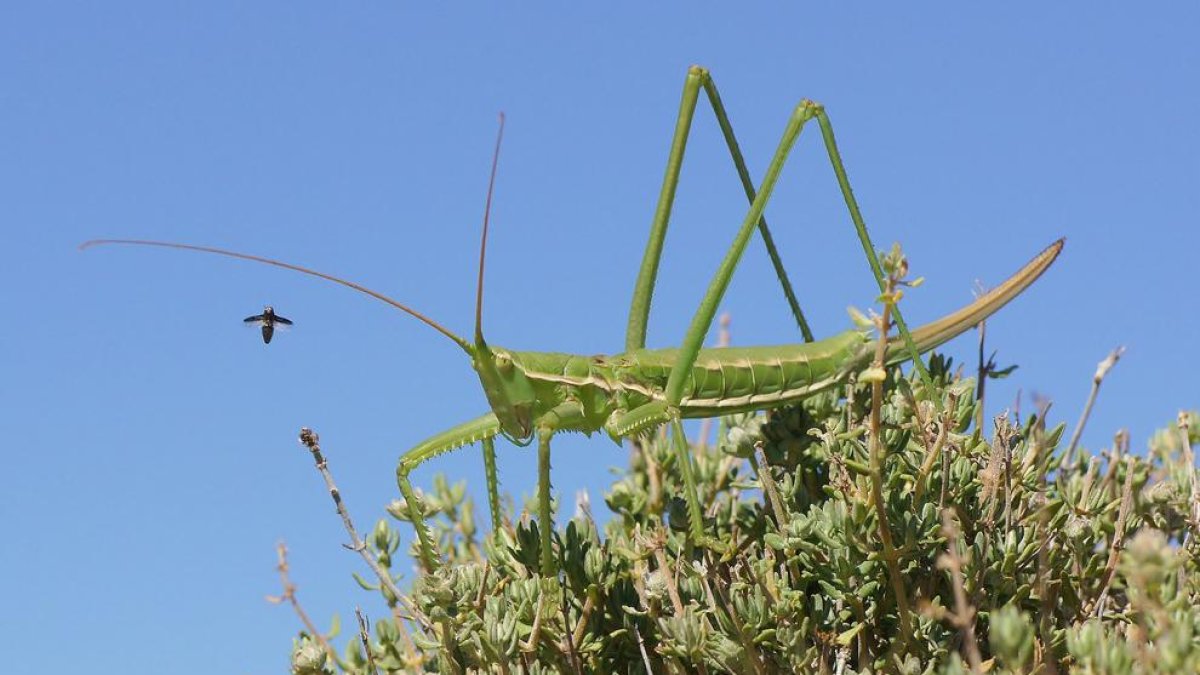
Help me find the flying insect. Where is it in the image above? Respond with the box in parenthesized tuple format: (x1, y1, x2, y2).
(243, 306, 292, 344)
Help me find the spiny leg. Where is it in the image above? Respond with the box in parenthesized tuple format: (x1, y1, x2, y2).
(700, 69, 813, 342)
(395, 414, 502, 573)
(528, 403, 585, 577)
(607, 403, 731, 549)
(395, 472, 438, 573)
(480, 437, 503, 534)
(625, 68, 935, 389)
(625, 65, 813, 353)
(647, 99, 949, 547)
(662, 100, 822, 548)
(668, 415, 707, 543)
(536, 430, 555, 578)
(813, 110, 933, 388)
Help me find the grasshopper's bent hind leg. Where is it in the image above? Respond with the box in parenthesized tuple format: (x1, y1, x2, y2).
(396, 414, 502, 573)
(626, 65, 814, 353)
(628, 67, 934, 379)
(654, 100, 823, 552)
(811, 108, 933, 382)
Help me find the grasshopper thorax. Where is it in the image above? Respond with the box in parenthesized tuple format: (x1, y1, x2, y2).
(472, 344, 537, 445)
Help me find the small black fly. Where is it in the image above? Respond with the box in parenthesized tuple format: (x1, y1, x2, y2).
(243, 306, 293, 344)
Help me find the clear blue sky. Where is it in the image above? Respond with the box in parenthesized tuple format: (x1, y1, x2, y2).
(3, 3, 1197, 672)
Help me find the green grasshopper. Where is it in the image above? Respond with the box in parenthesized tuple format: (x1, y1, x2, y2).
(83, 65, 1062, 577)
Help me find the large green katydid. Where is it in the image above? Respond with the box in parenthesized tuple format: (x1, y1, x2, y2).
(82, 65, 1063, 578)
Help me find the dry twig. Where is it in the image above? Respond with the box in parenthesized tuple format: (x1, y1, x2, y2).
(266, 542, 340, 667)
(938, 512, 983, 673)
(1065, 347, 1125, 468)
(356, 607, 379, 675)
(298, 427, 426, 667)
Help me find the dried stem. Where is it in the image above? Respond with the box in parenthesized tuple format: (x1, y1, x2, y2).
(1028, 401, 1060, 673)
(299, 428, 409, 606)
(1179, 412, 1200, 536)
(1064, 347, 1125, 468)
(938, 512, 983, 673)
(356, 607, 380, 675)
(649, 530, 686, 617)
(1084, 460, 1136, 618)
(973, 282, 989, 433)
(913, 411, 950, 504)
(520, 585, 547, 654)
(634, 624, 654, 675)
(868, 271, 913, 642)
(298, 427, 427, 665)
(705, 571, 767, 675)
(999, 417, 1015, 533)
(266, 542, 340, 667)
(571, 590, 597, 649)
(559, 586, 584, 675)
(751, 445, 789, 530)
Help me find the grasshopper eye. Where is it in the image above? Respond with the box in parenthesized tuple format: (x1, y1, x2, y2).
(495, 353, 514, 375)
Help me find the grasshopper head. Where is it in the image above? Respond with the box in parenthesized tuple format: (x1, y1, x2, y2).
(472, 344, 537, 444)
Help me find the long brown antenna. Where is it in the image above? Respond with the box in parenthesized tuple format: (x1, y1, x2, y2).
(79, 238, 472, 352)
(475, 112, 506, 348)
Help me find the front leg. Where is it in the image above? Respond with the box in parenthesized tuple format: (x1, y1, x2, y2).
(396, 413, 502, 573)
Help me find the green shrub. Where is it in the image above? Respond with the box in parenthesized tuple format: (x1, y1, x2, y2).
(286, 350, 1200, 673)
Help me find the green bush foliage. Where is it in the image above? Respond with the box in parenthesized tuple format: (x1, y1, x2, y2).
(283, 247, 1198, 673)
(285, 350, 1200, 673)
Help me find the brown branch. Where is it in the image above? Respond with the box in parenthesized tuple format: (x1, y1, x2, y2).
(520, 588, 546, 653)
(913, 405, 951, 504)
(938, 512, 983, 673)
(1084, 460, 1137, 618)
(1028, 405, 1060, 673)
(355, 607, 380, 675)
(751, 445, 789, 531)
(1064, 347, 1125, 469)
(1179, 412, 1200, 536)
(558, 584, 584, 675)
(645, 529, 685, 617)
(633, 624, 655, 675)
(973, 282, 989, 433)
(1095, 430, 1129, 500)
(300, 429, 410, 605)
(867, 271, 913, 643)
(999, 417, 1016, 534)
(266, 542, 340, 667)
(571, 589, 597, 651)
(704, 570, 767, 675)
(297, 427, 428, 667)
